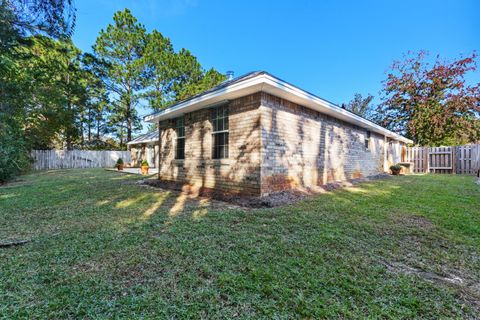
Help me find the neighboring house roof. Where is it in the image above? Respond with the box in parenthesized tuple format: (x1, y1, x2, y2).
(126, 131, 158, 145)
(144, 71, 413, 144)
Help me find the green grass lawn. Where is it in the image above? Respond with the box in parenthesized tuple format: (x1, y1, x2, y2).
(1, 169, 479, 318)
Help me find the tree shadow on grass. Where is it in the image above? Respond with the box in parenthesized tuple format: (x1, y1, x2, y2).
(6, 170, 478, 318)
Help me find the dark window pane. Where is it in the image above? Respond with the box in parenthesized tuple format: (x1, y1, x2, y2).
(175, 116, 186, 159)
(211, 105, 229, 133)
(223, 118, 227, 131)
(218, 145, 224, 158)
(212, 132, 228, 159)
(176, 138, 185, 159)
(175, 116, 185, 137)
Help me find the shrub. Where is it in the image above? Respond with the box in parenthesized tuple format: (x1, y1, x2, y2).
(141, 160, 149, 167)
(0, 124, 31, 183)
(390, 164, 402, 171)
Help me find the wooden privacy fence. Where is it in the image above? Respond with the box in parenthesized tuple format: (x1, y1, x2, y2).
(405, 145, 480, 174)
(31, 150, 131, 170)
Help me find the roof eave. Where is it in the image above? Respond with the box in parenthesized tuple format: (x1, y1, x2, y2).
(127, 139, 157, 145)
(144, 75, 266, 123)
(260, 74, 413, 144)
(144, 74, 413, 144)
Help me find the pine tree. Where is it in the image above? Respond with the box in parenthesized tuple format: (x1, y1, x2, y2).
(93, 9, 147, 143)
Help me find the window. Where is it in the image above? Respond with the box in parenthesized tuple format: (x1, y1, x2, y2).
(365, 130, 371, 149)
(175, 117, 185, 159)
(211, 105, 229, 159)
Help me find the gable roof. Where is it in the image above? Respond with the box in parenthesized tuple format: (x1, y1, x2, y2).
(144, 71, 413, 144)
(126, 131, 158, 145)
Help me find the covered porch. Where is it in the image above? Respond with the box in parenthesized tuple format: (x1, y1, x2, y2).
(127, 131, 159, 168)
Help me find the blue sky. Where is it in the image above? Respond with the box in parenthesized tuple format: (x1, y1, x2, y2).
(73, 0, 479, 120)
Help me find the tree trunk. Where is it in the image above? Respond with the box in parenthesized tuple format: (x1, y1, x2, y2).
(80, 120, 84, 145)
(87, 107, 92, 142)
(126, 96, 132, 142)
(96, 119, 101, 140)
(65, 101, 73, 151)
(127, 120, 132, 142)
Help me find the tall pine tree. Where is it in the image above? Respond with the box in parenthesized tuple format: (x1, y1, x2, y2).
(93, 9, 147, 144)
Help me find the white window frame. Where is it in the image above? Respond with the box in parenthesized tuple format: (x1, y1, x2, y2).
(175, 116, 185, 160)
(211, 105, 229, 159)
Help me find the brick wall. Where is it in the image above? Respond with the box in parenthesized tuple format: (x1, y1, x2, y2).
(157, 93, 262, 195)
(157, 91, 402, 196)
(260, 92, 386, 195)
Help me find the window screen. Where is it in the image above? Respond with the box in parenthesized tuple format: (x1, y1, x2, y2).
(211, 105, 229, 159)
(365, 130, 371, 149)
(175, 117, 185, 159)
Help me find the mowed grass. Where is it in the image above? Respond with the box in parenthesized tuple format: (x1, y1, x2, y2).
(1, 169, 479, 319)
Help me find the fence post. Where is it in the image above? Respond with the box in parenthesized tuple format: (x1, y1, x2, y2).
(425, 147, 429, 173)
(452, 146, 456, 174)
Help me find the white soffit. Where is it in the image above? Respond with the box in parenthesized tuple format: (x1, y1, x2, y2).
(126, 138, 157, 145)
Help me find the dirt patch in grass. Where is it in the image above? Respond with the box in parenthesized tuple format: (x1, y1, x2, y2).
(392, 213, 435, 230)
(381, 260, 480, 310)
(230, 190, 308, 208)
(0, 179, 31, 188)
(142, 174, 391, 208)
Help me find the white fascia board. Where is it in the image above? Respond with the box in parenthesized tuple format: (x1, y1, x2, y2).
(260, 74, 413, 144)
(143, 76, 266, 122)
(144, 73, 413, 144)
(127, 138, 157, 145)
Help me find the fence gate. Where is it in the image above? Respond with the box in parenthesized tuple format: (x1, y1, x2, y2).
(428, 146, 454, 174)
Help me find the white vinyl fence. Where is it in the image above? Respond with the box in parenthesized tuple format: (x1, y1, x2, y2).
(31, 150, 131, 170)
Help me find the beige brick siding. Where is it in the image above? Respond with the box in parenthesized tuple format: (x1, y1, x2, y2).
(157, 93, 262, 195)
(157, 91, 400, 196)
(260, 92, 386, 195)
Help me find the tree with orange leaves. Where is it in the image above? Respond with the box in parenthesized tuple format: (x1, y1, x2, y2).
(376, 51, 480, 146)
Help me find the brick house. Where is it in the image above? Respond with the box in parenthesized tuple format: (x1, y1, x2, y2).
(144, 71, 412, 196)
